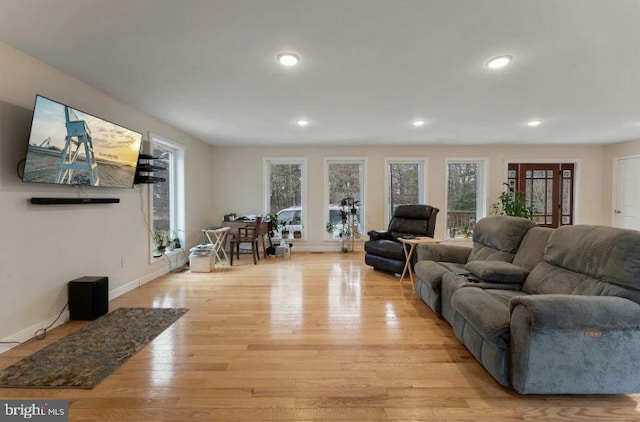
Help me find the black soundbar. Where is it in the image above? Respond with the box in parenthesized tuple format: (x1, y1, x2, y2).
(135, 163, 167, 172)
(134, 175, 166, 184)
(30, 197, 120, 205)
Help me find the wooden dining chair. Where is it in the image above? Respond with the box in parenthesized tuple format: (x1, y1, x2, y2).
(229, 216, 263, 265)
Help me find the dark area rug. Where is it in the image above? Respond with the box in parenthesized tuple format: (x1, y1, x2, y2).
(0, 307, 188, 388)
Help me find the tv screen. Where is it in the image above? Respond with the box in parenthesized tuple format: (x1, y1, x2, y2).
(22, 95, 143, 188)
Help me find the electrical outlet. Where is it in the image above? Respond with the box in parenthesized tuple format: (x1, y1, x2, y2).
(121, 256, 127, 267)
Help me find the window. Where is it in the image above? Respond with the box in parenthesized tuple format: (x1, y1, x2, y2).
(446, 160, 486, 238)
(325, 158, 366, 239)
(385, 158, 426, 221)
(264, 158, 306, 238)
(150, 134, 184, 257)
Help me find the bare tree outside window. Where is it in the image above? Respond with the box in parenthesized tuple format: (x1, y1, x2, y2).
(266, 160, 304, 237)
(447, 162, 482, 237)
(268, 163, 302, 213)
(388, 162, 422, 218)
(152, 144, 172, 232)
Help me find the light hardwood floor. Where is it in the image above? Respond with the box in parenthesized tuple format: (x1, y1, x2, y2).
(1, 252, 639, 421)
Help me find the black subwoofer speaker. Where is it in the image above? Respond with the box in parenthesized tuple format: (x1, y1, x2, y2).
(68, 276, 109, 320)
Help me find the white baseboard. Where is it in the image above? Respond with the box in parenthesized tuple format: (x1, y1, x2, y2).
(292, 244, 364, 252)
(0, 310, 70, 354)
(1, 255, 188, 355)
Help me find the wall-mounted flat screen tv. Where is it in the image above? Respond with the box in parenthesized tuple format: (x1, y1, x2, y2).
(22, 95, 143, 188)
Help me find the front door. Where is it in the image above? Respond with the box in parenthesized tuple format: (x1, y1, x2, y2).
(614, 156, 640, 230)
(508, 163, 575, 228)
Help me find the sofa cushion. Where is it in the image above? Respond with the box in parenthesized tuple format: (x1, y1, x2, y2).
(512, 227, 554, 271)
(364, 239, 404, 261)
(465, 261, 529, 283)
(544, 225, 640, 291)
(467, 216, 537, 263)
(441, 272, 524, 324)
(522, 261, 590, 295)
(572, 278, 640, 304)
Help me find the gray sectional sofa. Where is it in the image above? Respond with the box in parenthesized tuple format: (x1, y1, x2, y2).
(414, 216, 640, 394)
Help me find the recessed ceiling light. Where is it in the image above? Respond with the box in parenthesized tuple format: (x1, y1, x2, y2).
(296, 119, 309, 126)
(412, 119, 426, 127)
(527, 119, 542, 127)
(277, 52, 300, 66)
(485, 55, 513, 69)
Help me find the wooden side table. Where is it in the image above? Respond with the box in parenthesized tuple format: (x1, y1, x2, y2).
(399, 237, 442, 285)
(202, 226, 231, 262)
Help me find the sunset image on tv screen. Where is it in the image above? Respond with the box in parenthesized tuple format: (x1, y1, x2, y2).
(23, 95, 143, 188)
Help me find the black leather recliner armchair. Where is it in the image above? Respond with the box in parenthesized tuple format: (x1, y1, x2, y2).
(364, 204, 439, 274)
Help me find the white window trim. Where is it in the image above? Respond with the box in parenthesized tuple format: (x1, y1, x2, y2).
(263, 157, 307, 239)
(444, 157, 488, 240)
(149, 132, 185, 263)
(323, 157, 368, 241)
(384, 157, 428, 223)
(503, 158, 581, 224)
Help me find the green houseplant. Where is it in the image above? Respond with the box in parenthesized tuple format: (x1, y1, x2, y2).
(491, 182, 534, 219)
(152, 229, 168, 254)
(293, 215, 302, 238)
(266, 213, 279, 237)
(280, 220, 290, 239)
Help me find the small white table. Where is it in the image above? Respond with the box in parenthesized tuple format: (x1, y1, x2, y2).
(202, 226, 231, 263)
(398, 236, 442, 285)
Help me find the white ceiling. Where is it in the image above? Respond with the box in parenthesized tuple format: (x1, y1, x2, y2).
(1, 0, 639, 146)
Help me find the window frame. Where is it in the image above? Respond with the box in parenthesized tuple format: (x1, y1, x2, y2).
(148, 133, 185, 262)
(384, 157, 428, 223)
(444, 157, 488, 239)
(263, 157, 307, 239)
(323, 157, 367, 240)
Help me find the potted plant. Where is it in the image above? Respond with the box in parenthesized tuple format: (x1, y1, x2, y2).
(293, 216, 302, 239)
(152, 229, 168, 254)
(266, 213, 279, 237)
(170, 230, 182, 249)
(448, 227, 458, 238)
(325, 221, 352, 252)
(462, 226, 472, 238)
(280, 221, 290, 239)
(340, 209, 348, 224)
(325, 221, 337, 236)
(491, 182, 534, 219)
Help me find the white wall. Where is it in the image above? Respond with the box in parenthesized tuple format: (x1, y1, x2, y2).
(0, 42, 213, 341)
(210, 144, 606, 250)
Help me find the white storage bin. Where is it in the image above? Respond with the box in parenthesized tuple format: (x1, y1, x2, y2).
(275, 245, 290, 258)
(190, 254, 215, 272)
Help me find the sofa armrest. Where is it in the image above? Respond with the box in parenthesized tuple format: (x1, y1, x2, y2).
(509, 294, 640, 394)
(416, 243, 471, 263)
(509, 294, 640, 330)
(367, 230, 393, 241)
(465, 261, 529, 284)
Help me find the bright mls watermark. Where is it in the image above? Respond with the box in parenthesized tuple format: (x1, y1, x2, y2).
(0, 401, 68, 421)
